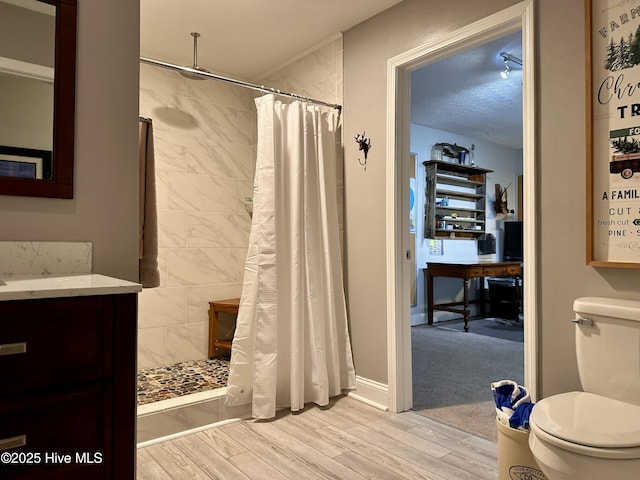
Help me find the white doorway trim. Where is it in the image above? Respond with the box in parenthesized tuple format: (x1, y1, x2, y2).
(385, 1, 537, 413)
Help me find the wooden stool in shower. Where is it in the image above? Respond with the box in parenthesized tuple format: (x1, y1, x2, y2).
(208, 298, 240, 358)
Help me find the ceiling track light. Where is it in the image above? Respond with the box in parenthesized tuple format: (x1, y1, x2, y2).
(499, 51, 522, 79)
(501, 62, 511, 78)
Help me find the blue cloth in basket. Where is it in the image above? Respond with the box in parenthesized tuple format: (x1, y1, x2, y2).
(491, 380, 534, 430)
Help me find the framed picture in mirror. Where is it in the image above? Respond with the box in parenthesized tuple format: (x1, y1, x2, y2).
(0, 145, 52, 180)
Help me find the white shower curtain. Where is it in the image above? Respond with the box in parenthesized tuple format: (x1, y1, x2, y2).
(225, 95, 355, 419)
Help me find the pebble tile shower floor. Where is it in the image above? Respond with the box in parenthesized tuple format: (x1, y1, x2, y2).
(137, 358, 230, 405)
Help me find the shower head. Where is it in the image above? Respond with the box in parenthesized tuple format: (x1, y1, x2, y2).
(180, 32, 210, 80)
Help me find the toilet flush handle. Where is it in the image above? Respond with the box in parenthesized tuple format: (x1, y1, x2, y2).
(571, 317, 594, 327)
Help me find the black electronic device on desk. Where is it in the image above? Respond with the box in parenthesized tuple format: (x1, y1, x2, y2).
(503, 221, 523, 262)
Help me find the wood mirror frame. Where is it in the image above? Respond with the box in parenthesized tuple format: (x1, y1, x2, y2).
(0, 0, 77, 199)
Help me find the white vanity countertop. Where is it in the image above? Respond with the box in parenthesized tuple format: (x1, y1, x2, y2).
(0, 273, 142, 301)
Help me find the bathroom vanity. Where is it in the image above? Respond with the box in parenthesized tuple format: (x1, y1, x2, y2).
(0, 274, 141, 480)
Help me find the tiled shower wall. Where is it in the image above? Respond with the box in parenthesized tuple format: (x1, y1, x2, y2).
(258, 36, 343, 108)
(137, 36, 344, 369)
(138, 64, 256, 368)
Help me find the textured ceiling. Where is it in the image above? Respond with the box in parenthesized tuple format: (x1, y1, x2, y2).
(411, 31, 523, 149)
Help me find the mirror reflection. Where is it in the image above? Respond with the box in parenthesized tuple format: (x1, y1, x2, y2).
(0, 0, 55, 180)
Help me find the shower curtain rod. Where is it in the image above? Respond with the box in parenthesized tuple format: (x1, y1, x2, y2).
(140, 57, 342, 111)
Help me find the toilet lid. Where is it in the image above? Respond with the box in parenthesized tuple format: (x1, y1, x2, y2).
(532, 392, 640, 448)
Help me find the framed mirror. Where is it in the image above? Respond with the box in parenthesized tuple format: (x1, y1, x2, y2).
(0, 0, 76, 198)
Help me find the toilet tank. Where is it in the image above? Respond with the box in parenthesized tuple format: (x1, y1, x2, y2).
(573, 297, 640, 406)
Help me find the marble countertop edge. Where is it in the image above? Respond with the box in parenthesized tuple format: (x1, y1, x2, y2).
(0, 273, 143, 301)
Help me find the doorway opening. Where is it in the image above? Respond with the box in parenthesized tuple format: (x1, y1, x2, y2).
(385, 1, 537, 425)
(408, 31, 524, 441)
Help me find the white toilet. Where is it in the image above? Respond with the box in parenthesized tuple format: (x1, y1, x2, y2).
(528, 297, 640, 480)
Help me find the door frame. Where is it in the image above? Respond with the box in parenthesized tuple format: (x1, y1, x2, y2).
(385, 1, 537, 412)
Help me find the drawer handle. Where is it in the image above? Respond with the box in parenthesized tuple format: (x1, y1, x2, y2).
(0, 435, 26, 452)
(0, 342, 27, 356)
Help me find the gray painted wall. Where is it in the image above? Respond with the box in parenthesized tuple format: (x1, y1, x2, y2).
(343, 0, 640, 398)
(0, 0, 140, 282)
(343, 0, 522, 389)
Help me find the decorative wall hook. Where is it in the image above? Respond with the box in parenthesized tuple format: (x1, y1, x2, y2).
(355, 132, 371, 170)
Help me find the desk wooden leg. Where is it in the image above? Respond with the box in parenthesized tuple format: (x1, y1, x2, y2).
(515, 275, 522, 322)
(427, 272, 434, 325)
(479, 277, 486, 317)
(463, 278, 470, 332)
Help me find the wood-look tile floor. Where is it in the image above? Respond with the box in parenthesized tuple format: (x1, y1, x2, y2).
(137, 395, 498, 480)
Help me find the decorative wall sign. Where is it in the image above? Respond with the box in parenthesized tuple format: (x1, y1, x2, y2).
(587, 0, 640, 267)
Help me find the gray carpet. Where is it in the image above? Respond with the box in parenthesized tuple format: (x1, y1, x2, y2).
(412, 319, 524, 442)
(435, 317, 524, 342)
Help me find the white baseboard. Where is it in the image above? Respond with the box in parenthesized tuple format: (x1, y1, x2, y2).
(348, 376, 389, 410)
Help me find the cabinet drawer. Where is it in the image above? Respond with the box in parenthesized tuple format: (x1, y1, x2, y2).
(0, 297, 113, 395)
(483, 265, 520, 276)
(467, 267, 485, 277)
(0, 383, 112, 480)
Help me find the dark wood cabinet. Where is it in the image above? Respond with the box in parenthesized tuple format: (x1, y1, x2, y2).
(423, 160, 493, 239)
(0, 294, 137, 480)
